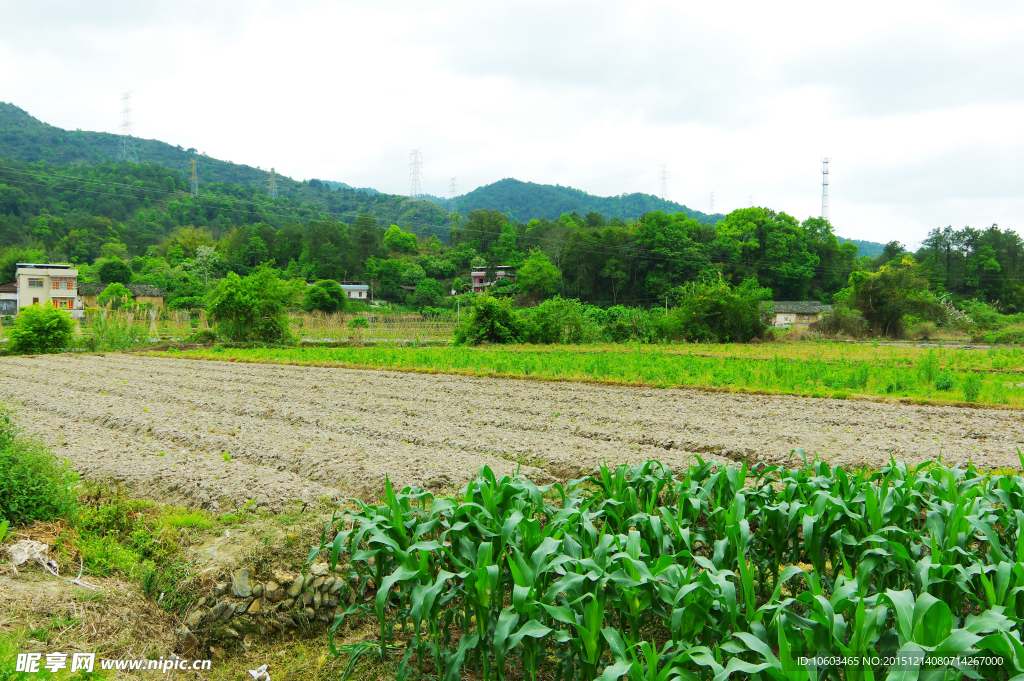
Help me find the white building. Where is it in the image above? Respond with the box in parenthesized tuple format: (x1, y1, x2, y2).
(14, 263, 82, 317)
(0, 281, 16, 316)
(339, 281, 369, 301)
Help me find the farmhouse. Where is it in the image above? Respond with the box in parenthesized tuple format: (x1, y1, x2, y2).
(470, 266, 516, 294)
(0, 281, 16, 315)
(78, 283, 166, 308)
(768, 301, 833, 327)
(13, 263, 81, 316)
(338, 281, 369, 300)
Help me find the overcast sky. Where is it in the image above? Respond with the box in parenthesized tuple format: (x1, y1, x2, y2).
(1, 0, 1022, 245)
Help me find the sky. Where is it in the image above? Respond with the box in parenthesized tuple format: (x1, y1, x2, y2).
(1, 0, 1022, 246)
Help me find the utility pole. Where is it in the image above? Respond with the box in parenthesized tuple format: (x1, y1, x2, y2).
(658, 164, 669, 200)
(268, 167, 278, 199)
(118, 91, 138, 163)
(449, 177, 458, 213)
(820, 157, 830, 221)
(188, 158, 198, 197)
(409, 149, 423, 199)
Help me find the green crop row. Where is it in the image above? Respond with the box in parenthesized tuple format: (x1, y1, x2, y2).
(170, 345, 1024, 407)
(306, 455, 1024, 680)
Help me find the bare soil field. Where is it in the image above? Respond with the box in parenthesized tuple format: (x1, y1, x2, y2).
(1, 353, 1022, 511)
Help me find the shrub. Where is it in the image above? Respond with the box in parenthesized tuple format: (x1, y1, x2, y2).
(414, 278, 445, 309)
(303, 280, 347, 313)
(208, 266, 296, 342)
(7, 304, 74, 354)
(97, 282, 133, 309)
(167, 295, 205, 310)
(520, 297, 598, 344)
(97, 258, 133, 285)
(348, 317, 369, 329)
(962, 374, 983, 402)
(0, 408, 78, 525)
(659, 277, 771, 343)
(849, 256, 942, 338)
(452, 294, 524, 345)
(935, 373, 955, 391)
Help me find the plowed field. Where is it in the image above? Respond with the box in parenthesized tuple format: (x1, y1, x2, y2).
(1, 354, 1021, 512)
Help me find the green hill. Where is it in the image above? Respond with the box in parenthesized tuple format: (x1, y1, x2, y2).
(431, 178, 723, 224)
(836, 236, 886, 258)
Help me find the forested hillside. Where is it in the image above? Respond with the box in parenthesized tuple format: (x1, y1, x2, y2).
(429, 177, 722, 224)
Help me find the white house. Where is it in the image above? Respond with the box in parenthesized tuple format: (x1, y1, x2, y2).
(14, 263, 82, 317)
(338, 281, 369, 301)
(0, 281, 16, 316)
(767, 301, 832, 328)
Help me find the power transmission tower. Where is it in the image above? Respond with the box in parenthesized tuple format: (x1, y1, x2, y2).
(448, 177, 458, 213)
(118, 91, 138, 163)
(709, 191, 715, 214)
(820, 157, 830, 221)
(748, 195, 754, 207)
(268, 168, 278, 199)
(409, 149, 423, 199)
(658, 164, 669, 200)
(188, 158, 198, 197)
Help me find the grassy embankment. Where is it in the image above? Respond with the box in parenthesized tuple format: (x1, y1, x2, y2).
(158, 341, 1024, 408)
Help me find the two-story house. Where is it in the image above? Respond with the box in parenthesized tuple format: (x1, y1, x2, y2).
(14, 263, 81, 317)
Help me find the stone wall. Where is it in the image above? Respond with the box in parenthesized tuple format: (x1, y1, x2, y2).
(179, 562, 349, 656)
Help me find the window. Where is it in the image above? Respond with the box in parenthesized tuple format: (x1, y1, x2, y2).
(359, 291, 364, 298)
(28, 278, 43, 288)
(53, 280, 60, 289)
(32, 297, 39, 304)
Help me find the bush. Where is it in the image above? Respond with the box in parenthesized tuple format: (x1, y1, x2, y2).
(935, 373, 955, 391)
(7, 304, 74, 354)
(849, 256, 942, 338)
(208, 267, 296, 342)
(520, 297, 598, 344)
(0, 408, 78, 525)
(452, 294, 524, 345)
(348, 317, 369, 329)
(167, 295, 205, 310)
(962, 374, 983, 402)
(659, 277, 771, 343)
(414, 278, 445, 309)
(97, 258, 133, 285)
(303, 280, 347, 313)
(97, 282, 133, 309)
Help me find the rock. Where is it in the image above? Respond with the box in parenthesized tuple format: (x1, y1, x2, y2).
(274, 571, 295, 586)
(303, 607, 316, 620)
(281, 598, 295, 609)
(209, 645, 227, 660)
(313, 591, 322, 609)
(252, 584, 264, 598)
(317, 612, 331, 622)
(301, 592, 313, 606)
(312, 576, 326, 589)
(239, 596, 255, 612)
(231, 568, 252, 598)
(213, 583, 228, 597)
(332, 564, 345, 574)
(266, 587, 285, 602)
(184, 608, 208, 629)
(286, 575, 304, 598)
(175, 626, 199, 657)
(328, 579, 343, 594)
(221, 603, 237, 622)
(224, 627, 240, 639)
(265, 580, 280, 593)
(311, 563, 329, 576)
(211, 600, 229, 621)
(243, 633, 257, 650)
(248, 598, 262, 614)
(324, 596, 337, 608)
(322, 577, 335, 591)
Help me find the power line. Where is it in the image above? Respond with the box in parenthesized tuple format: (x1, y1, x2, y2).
(117, 92, 138, 164)
(821, 157, 830, 222)
(409, 149, 422, 199)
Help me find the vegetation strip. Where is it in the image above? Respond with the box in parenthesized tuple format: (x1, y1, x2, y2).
(307, 457, 1024, 679)
(157, 344, 1024, 409)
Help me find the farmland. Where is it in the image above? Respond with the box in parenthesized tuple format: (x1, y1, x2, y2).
(165, 341, 1024, 408)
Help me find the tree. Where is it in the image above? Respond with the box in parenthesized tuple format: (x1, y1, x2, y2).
(8, 304, 74, 354)
(189, 245, 220, 286)
(383, 225, 418, 253)
(208, 266, 296, 342)
(0, 246, 45, 283)
(97, 282, 133, 309)
(661, 277, 772, 343)
(303, 280, 347, 313)
(240, 236, 270, 270)
(414, 278, 445, 308)
(97, 258, 133, 285)
(452, 294, 524, 345)
(849, 255, 942, 338)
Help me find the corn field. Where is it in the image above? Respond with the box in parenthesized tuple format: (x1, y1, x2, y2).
(310, 456, 1024, 680)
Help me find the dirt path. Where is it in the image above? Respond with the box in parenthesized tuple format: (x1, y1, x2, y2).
(1, 354, 1021, 511)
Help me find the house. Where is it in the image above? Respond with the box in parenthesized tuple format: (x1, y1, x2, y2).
(338, 281, 370, 301)
(470, 266, 516, 294)
(0, 281, 16, 316)
(768, 301, 833, 327)
(78, 283, 165, 308)
(14, 263, 81, 317)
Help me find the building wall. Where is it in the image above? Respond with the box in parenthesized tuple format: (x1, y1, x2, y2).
(16, 267, 78, 312)
(772, 312, 820, 327)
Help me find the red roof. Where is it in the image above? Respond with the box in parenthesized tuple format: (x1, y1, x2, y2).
(0, 281, 16, 293)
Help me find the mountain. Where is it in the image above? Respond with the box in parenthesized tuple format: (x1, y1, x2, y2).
(425, 178, 723, 224)
(836, 236, 886, 258)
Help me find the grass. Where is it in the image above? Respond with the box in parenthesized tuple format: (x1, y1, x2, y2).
(156, 341, 1024, 408)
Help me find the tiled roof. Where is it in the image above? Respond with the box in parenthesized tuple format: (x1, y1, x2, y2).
(0, 281, 16, 293)
(770, 301, 833, 314)
(79, 282, 165, 297)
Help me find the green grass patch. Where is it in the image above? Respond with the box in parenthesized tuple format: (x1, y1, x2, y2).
(159, 343, 1024, 408)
